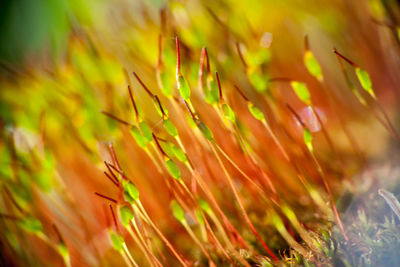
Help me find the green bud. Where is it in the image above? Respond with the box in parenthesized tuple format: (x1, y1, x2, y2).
(139, 121, 153, 142)
(164, 119, 178, 137)
(154, 99, 169, 117)
(291, 81, 311, 105)
(165, 159, 181, 179)
(161, 142, 175, 159)
(249, 71, 268, 93)
(221, 103, 235, 122)
(19, 217, 43, 234)
(119, 206, 134, 227)
(123, 181, 139, 201)
(205, 76, 220, 104)
(303, 128, 313, 152)
(304, 51, 322, 79)
(58, 243, 69, 259)
(177, 75, 191, 101)
(187, 114, 197, 129)
(171, 200, 185, 222)
(171, 144, 187, 162)
(197, 121, 214, 141)
(248, 49, 270, 66)
(248, 102, 265, 121)
(123, 191, 134, 203)
(158, 71, 172, 97)
(196, 209, 204, 225)
(355, 67, 375, 98)
(110, 232, 124, 251)
(198, 198, 211, 214)
(131, 126, 147, 148)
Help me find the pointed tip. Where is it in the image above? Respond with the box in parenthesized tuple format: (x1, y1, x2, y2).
(286, 103, 306, 128)
(132, 72, 153, 97)
(235, 42, 247, 69)
(215, 72, 223, 101)
(304, 35, 309, 51)
(176, 36, 181, 74)
(332, 48, 357, 67)
(233, 85, 249, 101)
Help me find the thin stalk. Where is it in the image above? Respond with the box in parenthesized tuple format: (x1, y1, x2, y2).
(209, 78, 278, 196)
(214, 143, 279, 206)
(101, 111, 133, 126)
(309, 151, 348, 242)
(333, 48, 400, 142)
(135, 201, 189, 266)
(374, 100, 400, 142)
(260, 120, 290, 161)
(135, 218, 164, 267)
(209, 141, 278, 261)
(231, 123, 278, 195)
(127, 221, 156, 267)
(36, 232, 71, 267)
(181, 220, 215, 265)
(122, 243, 139, 267)
(233, 85, 290, 161)
(203, 218, 237, 266)
(189, 166, 247, 250)
(309, 106, 349, 179)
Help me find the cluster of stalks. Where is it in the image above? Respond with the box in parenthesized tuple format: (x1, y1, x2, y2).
(1, 0, 400, 266)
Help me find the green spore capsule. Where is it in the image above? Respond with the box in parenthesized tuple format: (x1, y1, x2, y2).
(249, 71, 268, 93)
(171, 144, 187, 162)
(154, 99, 169, 117)
(139, 121, 153, 142)
(165, 158, 181, 179)
(19, 217, 43, 234)
(187, 114, 197, 129)
(123, 181, 139, 201)
(248, 49, 271, 66)
(303, 128, 313, 152)
(162, 143, 175, 159)
(355, 67, 375, 98)
(198, 198, 212, 214)
(221, 103, 236, 122)
(161, 142, 175, 159)
(158, 71, 172, 97)
(205, 76, 220, 104)
(58, 243, 69, 259)
(171, 200, 185, 222)
(248, 102, 265, 121)
(119, 206, 134, 227)
(123, 190, 134, 203)
(164, 119, 178, 137)
(290, 81, 311, 105)
(197, 121, 214, 141)
(304, 51, 322, 80)
(130, 126, 147, 148)
(110, 232, 124, 251)
(177, 75, 191, 101)
(196, 209, 205, 225)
